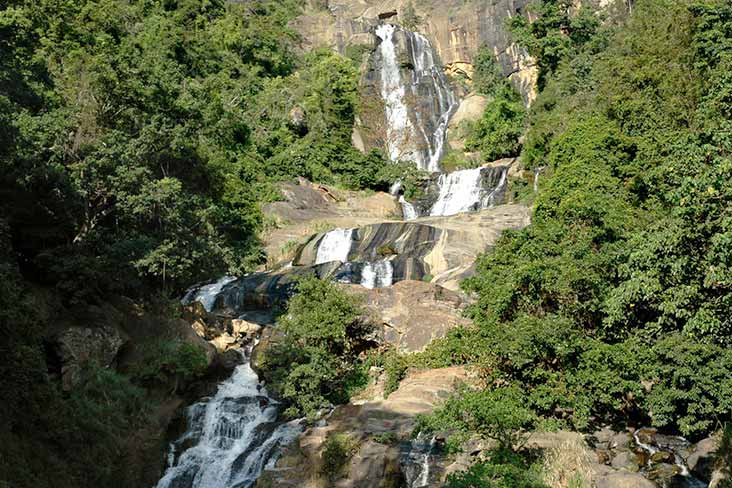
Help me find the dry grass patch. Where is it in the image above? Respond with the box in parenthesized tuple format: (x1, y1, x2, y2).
(541, 436, 595, 488)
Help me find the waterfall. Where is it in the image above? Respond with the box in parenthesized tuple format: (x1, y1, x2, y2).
(182, 276, 238, 312)
(399, 195, 419, 220)
(401, 433, 438, 488)
(429, 166, 508, 217)
(156, 347, 303, 488)
(315, 228, 354, 264)
(360, 260, 394, 289)
(376, 24, 414, 165)
(375, 24, 457, 172)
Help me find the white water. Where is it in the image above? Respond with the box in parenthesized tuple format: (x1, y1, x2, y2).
(632, 430, 707, 487)
(375, 24, 457, 172)
(376, 24, 415, 165)
(402, 433, 438, 488)
(315, 228, 354, 264)
(428, 167, 508, 217)
(156, 348, 303, 488)
(182, 276, 238, 312)
(409, 32, 458, 173)
(399, 195, 419, 220)
(361, 260, 394, 289)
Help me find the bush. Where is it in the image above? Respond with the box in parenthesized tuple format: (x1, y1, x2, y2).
(446, 449, 548, 488)
(465, 84, 526, 161)
(131, 340, 208, 392)
(417, 386, 538, 451)
(321, 433, 359, 480)
(261, 276, 373, 418)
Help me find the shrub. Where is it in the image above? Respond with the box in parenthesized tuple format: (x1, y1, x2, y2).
(321, 433, 359, 480)
(417, 386, 538, 451)
(446, 449, 548, 488)
(261, 276, 373, 418)
(465, 84, 526, 161)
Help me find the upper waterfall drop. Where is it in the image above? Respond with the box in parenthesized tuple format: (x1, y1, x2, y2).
(315, 228, 354, 264)
(374, 24, 457, 172)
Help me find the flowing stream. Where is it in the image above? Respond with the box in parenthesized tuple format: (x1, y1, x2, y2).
(156, 346, 302, 488)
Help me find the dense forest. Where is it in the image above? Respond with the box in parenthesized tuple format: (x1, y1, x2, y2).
(2, 0, 732, 487)
(0, 0, 399, 486)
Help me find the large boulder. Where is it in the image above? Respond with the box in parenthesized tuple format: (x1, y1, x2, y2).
(596, 472, 656, 488)
(50, 325, 127, 390)
(347, 280, 470, 353)
(687, 436, 719, 481)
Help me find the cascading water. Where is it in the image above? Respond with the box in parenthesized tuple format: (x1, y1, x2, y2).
(428, 166, 508, 217)
(401, 433, 439, 488)
(360, 260, 394, 289)
(375, 24, 457, 173)
(182, 276, 238, 312)
(315, 228, 354, 264)
(632, 429, 707, 488)
(156, 346, 303, 488)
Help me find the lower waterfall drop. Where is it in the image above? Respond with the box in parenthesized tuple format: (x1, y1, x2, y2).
(360, 260, 394, 289)
(315, 228, 354, 265)
(155, 346, 302, 488)
(402, 433, 438, 488)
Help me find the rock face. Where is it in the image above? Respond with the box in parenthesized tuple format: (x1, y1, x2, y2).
(360, 23, 459, 171)
(49, 325, 127, 390)
(348, 280, 470, 352)
(256, 366, 469, 487)
(448, 94, 489, 151)
(293, 0, 538, 103)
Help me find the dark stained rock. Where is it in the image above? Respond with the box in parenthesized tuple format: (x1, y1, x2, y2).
(49, 325, 127, 390)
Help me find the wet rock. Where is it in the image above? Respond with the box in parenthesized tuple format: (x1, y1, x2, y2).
(646, 462, 681, 482)
(611, 450, 641, 472)
(635, 427, 658, 446)
(650, 450, 675, 464)
(611, 432, 632, 449)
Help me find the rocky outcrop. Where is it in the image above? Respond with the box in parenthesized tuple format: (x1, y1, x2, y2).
(348, 280, 470, 352)
(293, 0, 538, 103)
(256, 366, 469, 487)
(447, 93, 488, 151)
(262, 179, 401, 266)
(49, 325, 127, 390)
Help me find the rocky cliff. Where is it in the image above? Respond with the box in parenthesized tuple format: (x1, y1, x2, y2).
(293, 0, 539, 103)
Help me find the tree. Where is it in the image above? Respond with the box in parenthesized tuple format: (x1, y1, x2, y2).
(401, 1, 421, 31)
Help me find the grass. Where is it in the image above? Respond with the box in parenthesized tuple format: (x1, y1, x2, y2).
(541, 437, 594, 488)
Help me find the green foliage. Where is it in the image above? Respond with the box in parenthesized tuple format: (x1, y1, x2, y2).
(321, 433, 359, 480)
(417, 386, 538, 451)
(261, 276, 373, 418)
(451, 0, 732, 442)
(401, 1, 422, 31)
(131, 340, 208, 392)
(445, 449, 548, 488)
(508, 0, 602, 88)
(472, 47, 504, 96)
(465, 84, 526, 161)
(371, 432, 399, 445)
